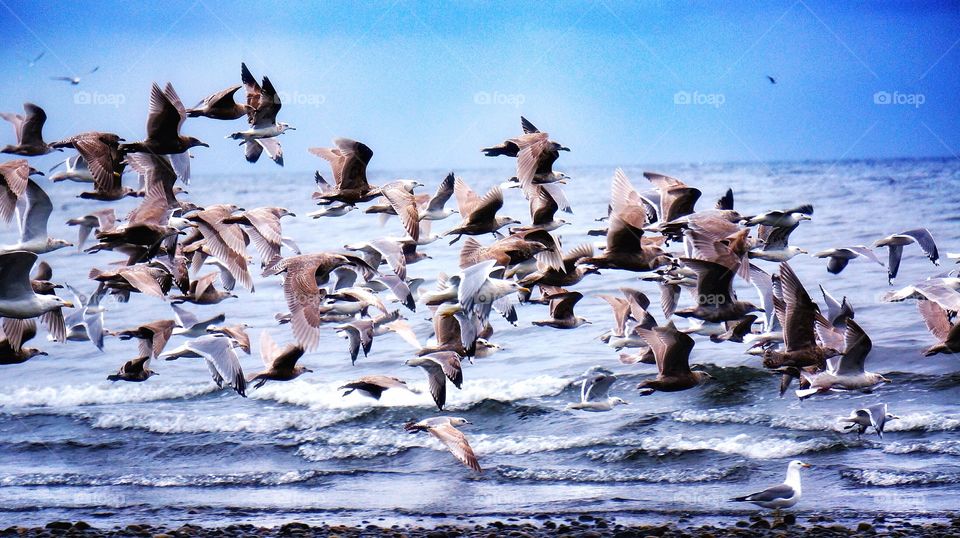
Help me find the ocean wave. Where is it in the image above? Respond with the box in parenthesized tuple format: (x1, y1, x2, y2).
(496, 465, 742, 484)
(0, 470, 351, 488)
(883, 440, 960, 457)
(0, 383, 217, 408)
(840, 468, 960, 487)
(296, 427, 839, 464)
(671, 409, 960, 434)
(613, 433, 841, 460)
(90, 409, 343, 434)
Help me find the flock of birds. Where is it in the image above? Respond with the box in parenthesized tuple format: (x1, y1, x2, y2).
(1, 62, 957, 516)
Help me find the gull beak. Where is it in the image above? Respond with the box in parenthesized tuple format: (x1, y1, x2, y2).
(198, 141, 210, 148)
(62, 300, 75, 308)
(559, 146, 570, 152)
(518, 287, 531, 295)
(800, 463, 811, 468)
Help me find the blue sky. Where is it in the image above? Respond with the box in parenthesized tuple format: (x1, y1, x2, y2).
(1, 1, 958, 175)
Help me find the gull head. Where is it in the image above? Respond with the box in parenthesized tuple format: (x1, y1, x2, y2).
(610, 397, 629, 407)
(277, 122, 296, 133)
(45, 294, 74, 310)
(47, 238, 74, 252)
(788, 460, 812, 471)
(186, 137, 209, 149)
(448, 417, 471, 427)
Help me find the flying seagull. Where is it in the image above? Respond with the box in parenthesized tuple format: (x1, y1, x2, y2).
(840, 403, 898, 439)
(874, 228, 939, 284)
(50, 66, 99, 85)
(404, 416, 481, 472)
(566, 367, 628, 412)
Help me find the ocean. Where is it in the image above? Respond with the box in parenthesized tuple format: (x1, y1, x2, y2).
(0, 157, 958, 527)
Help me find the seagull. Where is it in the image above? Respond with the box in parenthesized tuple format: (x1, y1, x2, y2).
(50, 66, 99, 85)
(636, 321, 713, 395)
(307, 203, 355, 218)
(532, 290, 590, 329)
(0, 179, 73, 255)
(404, 351, 463, 410)
(51, 132, 127, 198)
(61, 284, 106, 351)
(766, 75, 777, 84)
(339, 375, 417, 400)
(111, 319, 175, 360)
(742, 204, 812, 228)
(207, 323, 251, 354)
(443, 178, 519, 243)
(419, 172, 458, 221)
(309, 138, 377, 205)
(404, 416, 481, 472)
(0, 159, 38, 223)
(881, 277, 960, 312)
(748, 222, 808, 262)
(244, 331, 308, 389)
(577, 170, 672, 272)
(1, 103, 59, 156)
(186, 85, 253, 120)
(221, 206, 296, 266)
(730, 460, 810, 516)
(227, 63, 294, 166)
(48, 154, 94, 183)
(262, 252, 370, 351)
(566, 368, 628, 411)
(120, 83, 209, 156)
(456, 260, 528, 323)
(874, 228, 939, 283)
(161, 334, 247, 396)
(841, 403, 898, 439)
(795, 319, 890, 399)
(916, 299, 960, 356)
(482, 117, 569, 192)
(673, 258, 761, 323)
(813, 246, 884, 274)
(0, 319, 47, 364)
(107, 356, 156, 382)
(25, 51, 44, 67)
(65, 208, 117, 252)
(0, 252, 72, 345)
(761, 262, 837, 373)
(170, 303, 225, 337)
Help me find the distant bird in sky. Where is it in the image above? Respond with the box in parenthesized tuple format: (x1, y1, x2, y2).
(50, 67, 99, 85)
(27, 51, 45, 67)
(767, 75, 777, 84)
